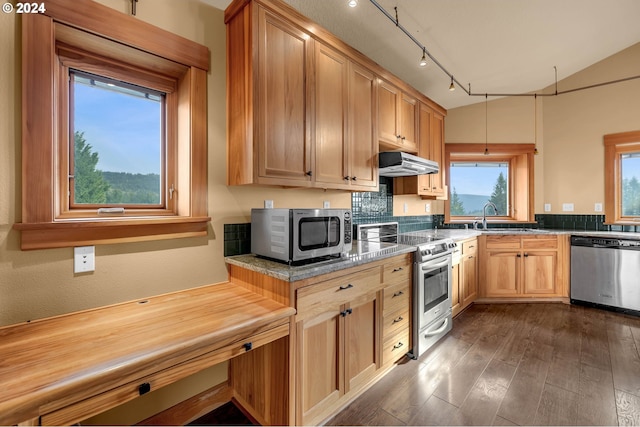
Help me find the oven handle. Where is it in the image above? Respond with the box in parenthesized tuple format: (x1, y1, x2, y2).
(424, 317, 449, 337)
(420, 258, 450, 271)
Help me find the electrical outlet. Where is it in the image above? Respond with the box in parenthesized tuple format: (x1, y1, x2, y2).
(74, 246, 95, 273)
(595, 202, 603, 212)
(264, 200, 273, 209)
(403, 203, 408, 214)
(425, 203, 431, 213)
(544, 203, 551, 212)
(323, 201, 330, 209)
(562, 203, 574, 212)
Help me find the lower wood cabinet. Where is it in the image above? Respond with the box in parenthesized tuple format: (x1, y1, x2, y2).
(452, 238, 478, 317)
(479, 234, 569, 298)
(294, 253, 412, 425)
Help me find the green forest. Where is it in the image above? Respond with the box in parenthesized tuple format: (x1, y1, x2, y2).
(74, 131, 161, 205)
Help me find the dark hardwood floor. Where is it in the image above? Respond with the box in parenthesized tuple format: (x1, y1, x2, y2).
(327, 303, 640, 426)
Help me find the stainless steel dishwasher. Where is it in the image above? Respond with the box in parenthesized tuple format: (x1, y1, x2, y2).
(571, 236, 640, 314)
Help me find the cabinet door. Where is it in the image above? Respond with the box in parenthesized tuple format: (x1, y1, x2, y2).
(429, 111, 446, 197)
(451, 261, 461, 316)
(344, 291, 379, 393)
(314, 43, 348, 186)
(377, 79, 400, 146)
(296, 308, 343, 424)
(347, 62, 377, 189)
(399, 93, 418, 152)
(461, 253, 478, 307)
(257, 8, 312, 183)
(523, 251, 557, 295)
(416, 102, 432, 196)
(484, 251, 520, 297)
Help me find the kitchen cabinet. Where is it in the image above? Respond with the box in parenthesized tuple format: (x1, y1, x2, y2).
(294, 253, 411, 425)
(479, 234, 569, 298)
(451, 238, 478, 317)
(314, 43, 377, 190)
(378, 79, 418, 153)
(393, 102, 447, 199)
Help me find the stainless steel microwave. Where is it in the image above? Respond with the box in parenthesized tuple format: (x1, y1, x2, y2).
(251, 208, 352, 263)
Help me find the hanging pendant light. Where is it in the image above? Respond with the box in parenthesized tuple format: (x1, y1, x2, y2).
(484, 94, 489, 155)
(449, 75, 455, 91)
(419, 47, 428, 67)
(533, 94, 539, 155)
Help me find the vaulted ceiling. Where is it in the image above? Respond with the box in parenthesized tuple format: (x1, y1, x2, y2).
(206, 0, 640, 109)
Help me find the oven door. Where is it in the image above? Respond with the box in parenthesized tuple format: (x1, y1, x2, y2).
(416, 254, 452, 327)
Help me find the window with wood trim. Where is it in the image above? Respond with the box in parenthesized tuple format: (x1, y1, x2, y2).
(15, 0, 210, 250)
(445, 144, 535, 224)
(604, 131, 640, 224)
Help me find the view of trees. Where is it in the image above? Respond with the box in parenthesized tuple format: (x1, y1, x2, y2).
(450, 171, 507, 216)
(73, 131, 161, 205)
(622, 176, 640, 215)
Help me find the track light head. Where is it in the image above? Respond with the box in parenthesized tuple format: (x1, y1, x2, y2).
(449, 76, 455, 91)
(348, 0, 358, 7)
(419, 48, 428, 67)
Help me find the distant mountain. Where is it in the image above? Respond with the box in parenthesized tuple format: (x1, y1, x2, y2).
(457, 194, 491, 215)
(102, 171, 161, 204)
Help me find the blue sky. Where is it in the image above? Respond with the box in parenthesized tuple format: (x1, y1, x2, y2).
(450, 163, 508, 196)
(74, 82, 162, 175)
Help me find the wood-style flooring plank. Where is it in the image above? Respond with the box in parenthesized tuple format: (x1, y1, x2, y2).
(616, 389, 640, 426)
(608, 322, 640, 396)
(546, 354, 581, 393)
(492, 415, 518, 426)
(580, 315, 611, 370)
(576, 363, 618, 426)
(533, 383, 579, 426)
(406, 395, 457, 426)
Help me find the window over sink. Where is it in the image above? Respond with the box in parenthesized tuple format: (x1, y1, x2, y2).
(604, 130, 640, 224)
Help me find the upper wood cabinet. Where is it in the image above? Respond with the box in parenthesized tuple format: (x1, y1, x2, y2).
(378, 79, 418, 153)
(314, 43, 378, 190)
(393, 102, 447, 199)
(227, 5, 313, 187)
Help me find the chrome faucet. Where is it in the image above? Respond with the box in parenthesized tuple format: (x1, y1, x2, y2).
(482, 201, 499, 230)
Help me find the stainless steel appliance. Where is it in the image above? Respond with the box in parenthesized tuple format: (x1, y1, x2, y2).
(251, 208, 352, 264)
(571, 236, 640, 314)
(378, 151, 439, 177)
(402, 233, 456, 358)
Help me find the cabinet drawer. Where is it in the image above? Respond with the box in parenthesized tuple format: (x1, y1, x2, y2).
(382, 256, 412, 286)
(485, 235, 521, 249)
(41, 323, 290, 426)
(382, 281, 410, 314)
(382, 330, 410, 366)
(522, 235, 558, 249)
(296, 266, 380, 320)
(382, 307, 409, 338)
(462, 239, 477, 255)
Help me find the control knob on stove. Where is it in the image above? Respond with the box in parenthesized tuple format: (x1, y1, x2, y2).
(421, 248, 432, 256)
(448, 242, 457, 249)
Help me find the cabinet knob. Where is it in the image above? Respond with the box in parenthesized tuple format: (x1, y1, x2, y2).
(392, 342, 404, 350)
(392, 316, 403, 324)
(344, 176, 351, 180)
(305, 170, 313, 176)
(351, 176, 357, 181)
(396, 134, 402, 139)
(524, 253, 529, 257)
(138, 382, 151, 396)
(392, 291, 404, 297)
(401, 136, 406, 141)
(340, 308, 353, 317)
(517, 254, 522, 258)
(243, 342, 253, 351)
(392, 267, 403, 272)
(338, 283, 353, 291)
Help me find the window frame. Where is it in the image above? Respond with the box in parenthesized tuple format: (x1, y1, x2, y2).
(604, 130, 640, 224)
(15, 0, 210, 250)
(445, 143, 535, 225)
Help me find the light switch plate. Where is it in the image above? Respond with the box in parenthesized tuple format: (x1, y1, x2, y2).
(544, 203, 551, 212)
(264, 200, 274, 209)
(74, 246, 95, 273)
(595, 203, 603, 212)
(323, 201, 330, 208)
(403, 203, 408, 213)
(562, 203, 574, 212)
(425, 203, 431, 213)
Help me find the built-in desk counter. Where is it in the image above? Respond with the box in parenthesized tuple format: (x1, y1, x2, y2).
(0, 282, 295, 426)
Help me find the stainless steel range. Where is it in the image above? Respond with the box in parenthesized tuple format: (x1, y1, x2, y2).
(400, 232, 456, 359)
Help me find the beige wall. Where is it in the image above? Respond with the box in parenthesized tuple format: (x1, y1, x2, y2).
(0, 0, 349, 423)
(445, 42, 640, 215)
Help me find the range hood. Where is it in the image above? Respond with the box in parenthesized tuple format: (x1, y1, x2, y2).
(378, 151, 439, 177)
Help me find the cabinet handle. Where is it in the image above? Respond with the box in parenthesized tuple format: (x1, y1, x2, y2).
(432, 187, 437, 190)
(344, 176, 351, 180)
(401, 136, 406, 140)
(469, 245, 475, 249)
(392, 267, 403, 272)
(393, 316, 404, 323)
(524, 253, 529, 257)
(340, 308, 353, 317)
(392, 342, 404, 350)
(138, 382, 151, 396)
(517, 254, 522, 258)
(351, 176, 357, 181)
(243, 342, 253, 352)
(338, 284, 353, 291)
(396, 134, 402, 139)
(392, 290, 404, 297)
(305, 170, 313, 176)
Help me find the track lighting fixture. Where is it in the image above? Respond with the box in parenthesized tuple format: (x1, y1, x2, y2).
(348, 0, 358, 7)
(419, 48, 428, 67)
(449, 76, 455, 91)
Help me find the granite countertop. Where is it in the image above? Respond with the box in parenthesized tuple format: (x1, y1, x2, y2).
(225, 228, 640, 282)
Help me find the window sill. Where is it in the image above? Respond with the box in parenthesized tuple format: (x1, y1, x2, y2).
(13, 216, 210, 250)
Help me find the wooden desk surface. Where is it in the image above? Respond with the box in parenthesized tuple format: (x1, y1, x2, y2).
(0, 282, 295, 425)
